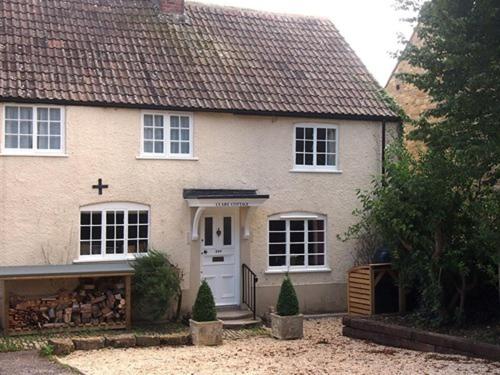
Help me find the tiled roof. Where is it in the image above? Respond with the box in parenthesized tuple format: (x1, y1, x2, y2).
(0, 0, 398, 120)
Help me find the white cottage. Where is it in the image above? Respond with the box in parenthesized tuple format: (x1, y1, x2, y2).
(0, 0, 399, 327)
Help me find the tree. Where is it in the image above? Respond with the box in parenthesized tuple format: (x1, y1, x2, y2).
(399, 0, 500, 187)
(399, 0, 500, 320)
(342, 1, 500, 325)
(343, 143, 499, 325)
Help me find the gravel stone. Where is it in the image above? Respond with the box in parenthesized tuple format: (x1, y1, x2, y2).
(59, 318, 499, 374)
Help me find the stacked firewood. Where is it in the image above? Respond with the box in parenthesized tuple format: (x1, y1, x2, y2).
(9, 280, 126, 331)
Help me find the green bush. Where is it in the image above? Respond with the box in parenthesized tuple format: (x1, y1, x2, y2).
(132, 250, 182, 321)
(192, 280, 217, 322)
(276, 276, 299, 316)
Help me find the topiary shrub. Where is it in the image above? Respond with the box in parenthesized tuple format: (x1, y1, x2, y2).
(132, 250, 182, 321)
(192, 280, 217, 322)
(276, 276, 299, 316)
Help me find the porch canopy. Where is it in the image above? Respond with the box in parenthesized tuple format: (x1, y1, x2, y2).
(184, 189, 269, 240)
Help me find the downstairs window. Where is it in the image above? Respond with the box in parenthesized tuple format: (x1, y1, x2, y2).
(79, 202, 149, 260)
(268, 213, 327, 271)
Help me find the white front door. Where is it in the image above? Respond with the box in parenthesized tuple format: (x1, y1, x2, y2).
(200, 208, 240, 306)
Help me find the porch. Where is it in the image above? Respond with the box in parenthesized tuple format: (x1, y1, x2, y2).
(185, 189, 268, 323)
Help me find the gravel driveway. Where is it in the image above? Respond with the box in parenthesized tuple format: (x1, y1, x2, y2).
(58, 318, 499, 375)
(0, 351, 75, 375)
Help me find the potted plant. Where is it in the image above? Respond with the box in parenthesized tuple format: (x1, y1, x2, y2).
(189, 280, 223, 346)
(271, 276, 303, 339)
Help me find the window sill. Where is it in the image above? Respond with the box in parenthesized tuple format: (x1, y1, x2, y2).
(265, 267, 332, 274)
(290, 168, 342, 174)
(0, 152, 68, 158)
(74, 253, 148, 263)
(136, 155, 199, 161)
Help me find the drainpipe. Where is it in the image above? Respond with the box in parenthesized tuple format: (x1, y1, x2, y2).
(381, 120, 386, 175)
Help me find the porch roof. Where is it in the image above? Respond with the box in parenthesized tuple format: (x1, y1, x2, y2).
(183, 189, 269, 208)
(184, 189, 269, 240)
(183, 189, 270, 200)
(0, 262, 134, 281)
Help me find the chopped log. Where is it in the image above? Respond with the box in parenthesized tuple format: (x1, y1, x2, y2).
(91, 295, 106, 304)
(8, 278, 127, 332)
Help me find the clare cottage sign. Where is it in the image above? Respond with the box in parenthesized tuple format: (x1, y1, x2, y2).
(215, 201, 249, 207)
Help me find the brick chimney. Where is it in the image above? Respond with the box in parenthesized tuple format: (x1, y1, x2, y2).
(159, 0, 185, 15)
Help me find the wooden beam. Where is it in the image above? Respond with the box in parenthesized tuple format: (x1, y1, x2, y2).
(373, 270, 387, 287)
(0, 272, 133, 281)
(125, 275, 132, 330)
(399, 285, 406, 313)
(370, 267, 375, 315)
(3, 280, 9, 336)
(347, 272, 350, 315)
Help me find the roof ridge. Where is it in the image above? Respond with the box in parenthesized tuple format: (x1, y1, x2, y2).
(186, 1, 333, 22)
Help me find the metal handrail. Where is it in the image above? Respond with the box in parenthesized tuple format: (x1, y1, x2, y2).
(242, 263, 258, 320)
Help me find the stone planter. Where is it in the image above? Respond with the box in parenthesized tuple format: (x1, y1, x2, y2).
(189, 319, 223, 346)
(271, 313, 304, 340)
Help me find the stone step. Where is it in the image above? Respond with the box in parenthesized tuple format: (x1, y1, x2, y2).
(222, 318, 262, 330)
(217, 309, 253, 321)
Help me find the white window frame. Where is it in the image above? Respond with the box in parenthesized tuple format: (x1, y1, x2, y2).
(266, 212, 330, 273)
(292, 123, 339, 173)
(1, 104, 66, 156)
(139, 111, 195, 160)
(77, 202, 150, 262)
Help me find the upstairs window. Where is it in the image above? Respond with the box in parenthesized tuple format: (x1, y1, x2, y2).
(268, 213, 327, 271)
(142, 113, 193, 158)
(79, 202, 149, 260)
(294, 124, 338, 171)
(3, 105, 64, 155)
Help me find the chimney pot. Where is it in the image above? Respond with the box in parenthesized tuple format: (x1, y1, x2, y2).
(159, 0, 185, 15)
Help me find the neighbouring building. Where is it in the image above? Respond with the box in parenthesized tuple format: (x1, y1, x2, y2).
(385, 29, 432, 154)
(0, 0, 399, 326)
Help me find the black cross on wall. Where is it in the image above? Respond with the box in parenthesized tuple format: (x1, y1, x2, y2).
(92, 178, 109, 195)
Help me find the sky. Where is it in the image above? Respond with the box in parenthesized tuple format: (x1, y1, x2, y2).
(195, 0, 417, 86)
